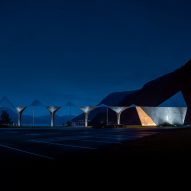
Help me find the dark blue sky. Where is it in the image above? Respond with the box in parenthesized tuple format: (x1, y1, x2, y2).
(0, 0, 191, 112)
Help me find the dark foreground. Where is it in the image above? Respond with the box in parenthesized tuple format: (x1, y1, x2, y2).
(0, 126, 191, 168)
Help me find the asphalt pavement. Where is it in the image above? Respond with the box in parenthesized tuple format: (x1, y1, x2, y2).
(0, 127, 157, 163)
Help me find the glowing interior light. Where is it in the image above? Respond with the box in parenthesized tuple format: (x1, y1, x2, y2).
(166, 115, 169, 121)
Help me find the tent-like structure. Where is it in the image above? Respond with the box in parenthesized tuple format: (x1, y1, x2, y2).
(138, 106, 187, 126)
(75, 106, 187, 127)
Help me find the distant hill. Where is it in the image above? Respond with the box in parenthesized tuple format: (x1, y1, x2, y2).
(0, 97, 76, 126)
(99, 60, 191, 107)
(0, 107, 17, 123)
(0, 107, 74, 126)
(22, 114, 74, 126)
(0, 96, 16, 110)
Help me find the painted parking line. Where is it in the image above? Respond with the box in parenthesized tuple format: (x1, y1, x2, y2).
(44, 136, 93, 141)
(38, 136, 133, 143)
(24, 133, 42, 136)
(0, 143, 54, 160)
(82, 136, 134, 140)
(79, 139, 122, 144)
(33, 136, 122, 144)
(38, 135, 146, 143)
(29, 140, 97, 150)
(90, 133, 157, 140)
(55, 138, 122, 144)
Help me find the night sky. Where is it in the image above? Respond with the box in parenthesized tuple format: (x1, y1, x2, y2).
(0, 0, 191, 114)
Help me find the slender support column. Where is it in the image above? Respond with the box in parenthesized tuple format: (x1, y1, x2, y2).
(47, 106, 61, 127)
(50, 112, 55, 127)
(106, 107, 109, 125)
(85, 113, 89, 127)
(16, 106, 26, 127)
(80, 106, 95, 127)
(18, 112, 22, 127)
(182, 88, 191, 124)
(117, 112, 121, 125)
(110, 107, 128, 125)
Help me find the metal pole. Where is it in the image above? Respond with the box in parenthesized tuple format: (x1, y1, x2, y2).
(33, 110, 35, 127)
(69, 105, 71, 116)
(106, 108, 108, 125)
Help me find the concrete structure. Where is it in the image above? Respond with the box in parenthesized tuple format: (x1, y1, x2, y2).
(135, 106, 156, 126)
(74, 106, 187, 127)
(16, 106, 26, 127)
(139, 106, 187, 126)
(110, 106, 128, 125)
(47, 106, 61, 127)
(80, 106, 95, 127)
(97, 59, 191, 125)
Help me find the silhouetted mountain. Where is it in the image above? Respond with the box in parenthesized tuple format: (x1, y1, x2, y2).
(0, 96, 15, 110)
(99, 60, 191, 107)
(0, 97, 75, 126)
(0, 107, 74, 126)
(30, 99, 45, 107)
(22, 114, 74, 126)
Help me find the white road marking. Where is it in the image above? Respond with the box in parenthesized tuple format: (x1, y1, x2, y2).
(48, 138, 121, 144)
(36, 137, 121, 144)
(24, 133, 41, 136)
(0, 143, 54, 160)
(83, 136, 131, 140)
(30, 140, 97, 150)
(81, 139, 121, 144)
(35, 136, 129, 144)
(35, 135, 142, 144)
